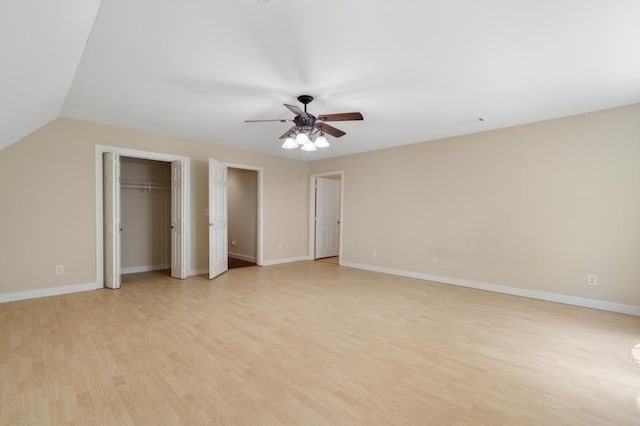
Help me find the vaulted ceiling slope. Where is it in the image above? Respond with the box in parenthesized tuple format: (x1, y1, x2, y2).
(3, 1, 640, 159)
(0, 0, 102, 150)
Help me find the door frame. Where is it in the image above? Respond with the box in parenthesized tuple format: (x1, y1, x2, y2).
(308, 171, 344, 263)
(95, 145, 191, 287)
(224, 162, 264, 266)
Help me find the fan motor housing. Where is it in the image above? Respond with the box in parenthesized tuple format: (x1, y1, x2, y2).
(294, 115, 316, 131)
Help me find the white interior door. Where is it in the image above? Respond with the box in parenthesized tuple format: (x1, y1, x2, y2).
(209, 158, 228, 279)
(171, 161, 187, 279)
(103, 152, 121, 289)
(315, 177, 341, 259)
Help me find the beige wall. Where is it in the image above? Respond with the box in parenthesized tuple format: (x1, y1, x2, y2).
(120, 157, 171, 271)
(0, 118, 309, 294)
(2, 105, 639, 307)
(227, 167, 257, 261)
(311, 104, 640, 306)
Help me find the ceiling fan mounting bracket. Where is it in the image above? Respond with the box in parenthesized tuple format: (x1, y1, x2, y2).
(297, 95, 314, 105)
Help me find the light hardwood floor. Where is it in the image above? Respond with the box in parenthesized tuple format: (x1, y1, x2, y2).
(1, 261, 639, 425)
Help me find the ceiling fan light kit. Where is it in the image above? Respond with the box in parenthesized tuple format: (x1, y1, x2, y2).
(282, 137, 297, 149)
(301, 140, 318, 152)
(294, 132, 310, 145)
(245, 95, 364, 152)
(314, 134, 330, 148)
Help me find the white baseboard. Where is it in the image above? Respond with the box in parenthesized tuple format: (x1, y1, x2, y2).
(121, 263, 170, 275)
(341, 261, 640, 316)
(0, 282, 102, 304)
(228, 252, 257, 263)
(262, 256, 312, 266)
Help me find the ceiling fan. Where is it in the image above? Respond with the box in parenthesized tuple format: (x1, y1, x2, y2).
(244, 95, 364, 151)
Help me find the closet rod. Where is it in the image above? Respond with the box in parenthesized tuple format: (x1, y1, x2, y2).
(121, 182, 170, 191)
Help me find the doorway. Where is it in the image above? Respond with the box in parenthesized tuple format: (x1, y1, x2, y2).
(207, 160, 264, 279)
(227, 167, 259, 269)
(309, 171, 343, 264)
(95, 146, 190, 289)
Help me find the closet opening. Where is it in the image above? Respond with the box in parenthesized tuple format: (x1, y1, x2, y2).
(226, 167, 259, 269)
(96, 145, 190, 289)
(120, 157, 172, 280)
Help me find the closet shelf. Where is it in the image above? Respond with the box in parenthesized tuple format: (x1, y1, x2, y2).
(121, 182, 170, 191)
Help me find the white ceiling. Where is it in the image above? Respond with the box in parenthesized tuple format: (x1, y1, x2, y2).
(3, 0, 640, 159)
(0, 0, 101, 150)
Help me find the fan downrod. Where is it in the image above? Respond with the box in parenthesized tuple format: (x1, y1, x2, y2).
(297, 95, 313, 114)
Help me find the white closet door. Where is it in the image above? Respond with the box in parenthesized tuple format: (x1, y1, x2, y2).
(315, 177, 341, 259)
(208, 158, 228, 279)
(171, 161, 187, 279)
(103, 152, 121, 289)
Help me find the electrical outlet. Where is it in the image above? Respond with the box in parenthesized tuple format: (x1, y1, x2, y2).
(372, 250, 377, 258)
(55, 265, 64, 275)
(431, 257, 438, 265)
(587, 274, 598, 287)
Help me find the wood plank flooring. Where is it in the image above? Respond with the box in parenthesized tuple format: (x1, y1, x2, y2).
(1, 261, 639, 425)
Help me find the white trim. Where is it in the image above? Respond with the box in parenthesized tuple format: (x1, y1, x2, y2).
(95, 145, 191, 287)
(341, 261, 640, 316)
(121, 264, 170, 274)
(228, 252, 256, 263)
(309, 171, 344, 260)
(262, 256, 312, 266)
(0, 282, 102, 304)
(224, 163, 264, 266)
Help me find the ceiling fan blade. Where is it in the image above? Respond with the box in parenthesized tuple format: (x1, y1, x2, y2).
(279, 126, 297, 139)
(284, 104, 307, 117)
(317, 112, 364, 122)
(244, 119, 290, 123)
(315, 122, 346, 138)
